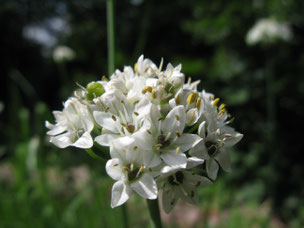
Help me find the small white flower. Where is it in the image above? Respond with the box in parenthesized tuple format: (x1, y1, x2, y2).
(190, 121, 243, 180)
(106, 136, 158, 207)
(93, 90, 151, 146)
(246, 18, 292, 45)
(158, 157, 212, 213)
(46, 98, 94, 148)
(53, 45, 75, 63)
(141, 105, 200, 168)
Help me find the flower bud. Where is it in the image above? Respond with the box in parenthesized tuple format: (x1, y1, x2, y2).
(86, 82, 105, 100)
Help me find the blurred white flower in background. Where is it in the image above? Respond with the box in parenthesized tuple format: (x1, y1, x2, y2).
(246, 18, 292, 45)
(53, 45, 76, 63)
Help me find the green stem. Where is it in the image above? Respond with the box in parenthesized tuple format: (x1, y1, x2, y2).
(85, 148, 106, 162)
(146, 199, 163, 228)
(121, 204, 129, 228)
(107, 0, 115, 75)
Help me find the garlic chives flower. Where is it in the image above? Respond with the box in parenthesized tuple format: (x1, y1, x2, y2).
(46, 55, 243, 213)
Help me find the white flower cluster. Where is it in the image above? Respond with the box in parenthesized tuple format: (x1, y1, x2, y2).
(46, 55, 243, 213)
(246, 18, 292, 46)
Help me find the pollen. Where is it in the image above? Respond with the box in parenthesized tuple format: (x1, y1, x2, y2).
(196, 97, 201, 110)
(152, 89, 157, 99)
(187, 93, 197, 104)
(112, 115, 117, 121)
(139, 165, 145, 172)
(219, 103, 226, 110)
(134, 63, 138, 73)
(176, 95, 180, 105)
(212, 98, 220, 107)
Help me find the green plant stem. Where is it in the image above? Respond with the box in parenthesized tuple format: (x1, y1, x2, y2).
(121, 204, 129, 228)
(85, 148, 106, 162)
(107, 0, 115, 75)
(146, 199, 163, 228)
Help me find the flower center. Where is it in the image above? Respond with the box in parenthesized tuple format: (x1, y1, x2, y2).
(168, 171, 184, 186)
(205, 141, 217, 156)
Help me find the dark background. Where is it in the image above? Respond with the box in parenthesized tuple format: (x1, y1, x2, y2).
(1, 0, 304, 227)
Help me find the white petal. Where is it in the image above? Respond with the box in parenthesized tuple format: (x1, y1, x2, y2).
(111, 181, 132, 208)
(162, 105, 186, 135)
(174, 133, 200, 153)
(106, 158, 124, 181)
(134, 97, 151, 120)
(49, 132, 73, 148)
(214, 149, 231, 172)
(45, 121, 66, 135)
(224, 133, 243, 147)
(72, 131, 93, 148)
(189, 140, 210, 160)
(130, 173, 158, 199)
(162, 185, 178, 214)
(95, 134, 118, 146)
(186, 157, 205, 169)
(161, 151, 187, 168)
(186, 109, 198, 126)
(93, 111, 119, 133)
(198, 121, 207, 138)
(177, 185, 199, 204)
(206, 159, 219, 180)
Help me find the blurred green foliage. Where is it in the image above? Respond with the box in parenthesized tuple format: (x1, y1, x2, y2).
(1, 0, 304, 227)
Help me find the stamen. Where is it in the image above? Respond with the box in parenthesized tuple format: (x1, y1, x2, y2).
(196, 97, 201, 110)
(176, 95, 180, 105)
(134, 63, 138, 73)
(133, 100, 139, 105)
(134, 112, 139, 116)
(139, 165, 145, 173)
(165, 132, 171, 141)
(219, 103, 226, 110)
(195, 181, 201, 187)
(146, 129, 152, 134)
(175, 115, 180, 120)
(112, 115, 117, 121)
(187, 93, 197, 104)
(156, 143, 163, 148)
(152, 89, 157, 99)
(212, 98, 220, 107)
(176, 131, 181, 137)
(216, 128, 220, 135)
(130, 163, 134, 171)
(122, 149, 126, 153)
(176, 147, 180, 154)
(114, 164, 119, 167)
(157, 117, 163, 121)
(133, 146, 138, 150)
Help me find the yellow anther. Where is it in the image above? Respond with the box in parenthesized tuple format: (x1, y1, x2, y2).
(156, 144, 163, 148)
(139, 165, 145, 172)
(157, 117, 163, 121)
(114, 164, 119, 167)
(134, 112, 139, 116)
(176, 95, 180, 105)
(134, 63, 138, 73)
(176, 147, 180, 154)
(130, 163, 134, 171)
(122, 149, 126, 153)
(212, 98, 220, 107)
(146, 86, 153, 93)
(196, 97, 201, 110)
(102, 75, 109, 81)
(133, 146, 138, 150)
(146, 129, 152, 135)
(133, 100, 139, 105)
(187, 93, 197, 104)
(142, 88, 147, 94)
(176, 131, 181, 137)
(112, 115, 117, 121)
(175, 115, 180, 120)
(152, 89, 157, 99)
(219, 103, 226, 110)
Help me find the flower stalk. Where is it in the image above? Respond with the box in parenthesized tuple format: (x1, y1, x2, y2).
(107, 0, 115, 75)
(147, 199, 163, 228)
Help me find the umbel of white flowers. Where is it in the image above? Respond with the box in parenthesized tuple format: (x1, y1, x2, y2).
(46, 55, 243, 213)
